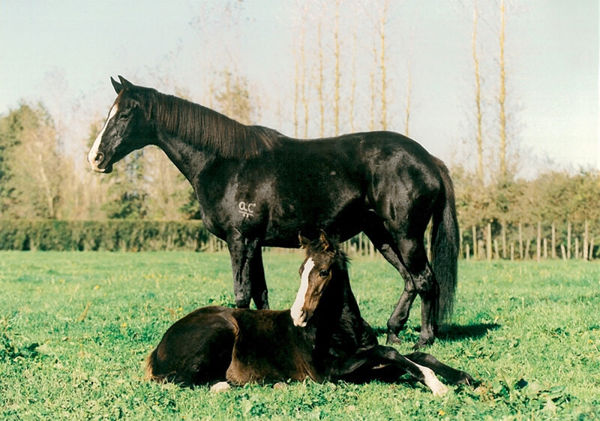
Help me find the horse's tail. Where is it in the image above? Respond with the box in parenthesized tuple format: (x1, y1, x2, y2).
(430, 158, 459, 327)
(144, 348, 168, 383)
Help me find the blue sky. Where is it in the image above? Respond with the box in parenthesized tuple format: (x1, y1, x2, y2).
(0, 0, 598, 173)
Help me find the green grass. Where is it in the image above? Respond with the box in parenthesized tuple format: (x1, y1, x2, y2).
(0, 251, 599, 420)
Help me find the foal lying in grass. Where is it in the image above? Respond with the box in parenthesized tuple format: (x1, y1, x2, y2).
(145, 232, 473, 396)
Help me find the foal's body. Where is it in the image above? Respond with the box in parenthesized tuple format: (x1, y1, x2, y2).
(146, 234, 472, 394)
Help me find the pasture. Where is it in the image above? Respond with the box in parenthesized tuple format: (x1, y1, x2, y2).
(0, 251, 598, 420)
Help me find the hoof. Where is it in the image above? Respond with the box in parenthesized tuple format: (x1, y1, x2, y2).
(210, 381, 231, 393)
(413, 337, 434, 350)
(458, 372, 477, 387)
(386, 332, 402, 345)
(273, 382, 287, 390)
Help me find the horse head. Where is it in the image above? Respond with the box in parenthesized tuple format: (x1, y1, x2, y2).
(88, 76, 154, 173)
(290, 230, 347, 327)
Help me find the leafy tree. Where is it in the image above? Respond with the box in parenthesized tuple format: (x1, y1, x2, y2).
(0, 103, 67, 219)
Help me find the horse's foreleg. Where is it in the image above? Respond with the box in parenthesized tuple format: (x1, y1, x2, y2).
(227, 238, 269, 309)
(249, 246, 269, 309)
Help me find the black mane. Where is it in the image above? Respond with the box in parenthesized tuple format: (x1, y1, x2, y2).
(150, 90, 281, 159)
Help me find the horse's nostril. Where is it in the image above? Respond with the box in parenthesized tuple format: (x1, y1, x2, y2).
(94, 152, 104, 163)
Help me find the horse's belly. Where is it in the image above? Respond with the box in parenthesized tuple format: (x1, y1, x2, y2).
(261, 197, 366, 247)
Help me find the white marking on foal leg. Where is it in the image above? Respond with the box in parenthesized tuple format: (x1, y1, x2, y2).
(414, 362, 449, 396)
(88, 103, 118, 169)
(290, 258, 314, 327)
(210, 381, 231, 393)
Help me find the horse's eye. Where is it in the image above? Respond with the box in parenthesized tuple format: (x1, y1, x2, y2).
(319, 270, 329, 277)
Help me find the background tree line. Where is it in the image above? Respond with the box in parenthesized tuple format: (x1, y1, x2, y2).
(0, 0, 597, 259)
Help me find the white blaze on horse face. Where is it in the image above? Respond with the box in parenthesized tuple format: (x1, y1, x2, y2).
(291, 258, 314, 327)
(88, 102, 118, 170)
(413, 362, 449, 397)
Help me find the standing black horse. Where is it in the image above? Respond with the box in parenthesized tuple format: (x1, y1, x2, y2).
(145, 232, 473, 394)
(88, 76, 459, 347)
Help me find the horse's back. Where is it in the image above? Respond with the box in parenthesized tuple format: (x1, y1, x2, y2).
(226, 309, 315, 384)
(145, 306, 237, 385)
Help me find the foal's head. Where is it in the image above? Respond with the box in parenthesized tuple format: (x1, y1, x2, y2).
(88, 76, 154, 173)
(290, 231, 348, 327)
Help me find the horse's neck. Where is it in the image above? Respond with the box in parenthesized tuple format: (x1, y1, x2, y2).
(314, 276, 368, 348)
(154, 131, 215, 185)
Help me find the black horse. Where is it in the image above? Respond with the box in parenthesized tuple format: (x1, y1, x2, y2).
(88, 76, 459, 347)
(145, 232, 473, 395)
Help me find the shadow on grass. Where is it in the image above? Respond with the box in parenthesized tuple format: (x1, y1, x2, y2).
(372, 323, 501, 342)
(437, 323, 501, 341)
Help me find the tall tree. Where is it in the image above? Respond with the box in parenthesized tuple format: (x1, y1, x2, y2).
(0, 104, 66, 219)
(498, 0, 508, 180)
(472, 0, 484, 184)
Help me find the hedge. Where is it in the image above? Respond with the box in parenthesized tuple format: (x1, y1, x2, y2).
(0, 220, 210, 251)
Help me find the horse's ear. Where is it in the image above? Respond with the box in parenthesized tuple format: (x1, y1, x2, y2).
(111, 77, 123, 94)
(298, 232, 310, 249)
(118, 75, 134, 89)
(319, 230, 331, 251)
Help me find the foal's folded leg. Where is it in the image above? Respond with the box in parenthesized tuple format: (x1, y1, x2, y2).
(336, 346, 449, 396)
(404, 351, 475, 386)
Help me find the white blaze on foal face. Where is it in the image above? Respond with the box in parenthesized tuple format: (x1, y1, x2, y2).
(291, 258, 315, 327)
(88, 102, 119, 171)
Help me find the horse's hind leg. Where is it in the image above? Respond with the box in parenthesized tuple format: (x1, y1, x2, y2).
(394, 236, 439, 348)
(147, 312, 236, 386)
(405, 352, 475, 386)
(362, 212, 417, 344)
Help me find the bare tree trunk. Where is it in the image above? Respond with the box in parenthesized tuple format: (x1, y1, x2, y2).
(567, 221, 572, 259)
(349, 33, 357, 132)
(583, 219, 589, 260)
(536, 221, 541, 262)
(575, 237, 580, 260)
(472, 0, 484, 183)
(518, 222, 523, 260)
(486, 222, 492, 261)
(560, 244, 567, 261)
(501, 221, 507, 258)
(551, 222, 556, 259)
(498, 0, 508, 179)
(379, 0, 389, 130)
(298, 21, 309, 139)
(472, 225, 478, 260)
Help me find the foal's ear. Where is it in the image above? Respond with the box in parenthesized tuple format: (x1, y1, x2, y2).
(319, 230, 331, 251)
(298, 232, 311, 249)
(111, 77, 123, 94)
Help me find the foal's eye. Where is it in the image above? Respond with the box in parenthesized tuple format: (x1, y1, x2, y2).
(119, 112, 130, 120)
(319, 270, 329, 277)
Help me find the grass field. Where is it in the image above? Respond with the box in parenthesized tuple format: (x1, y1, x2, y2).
(0, 251, 599, 420)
